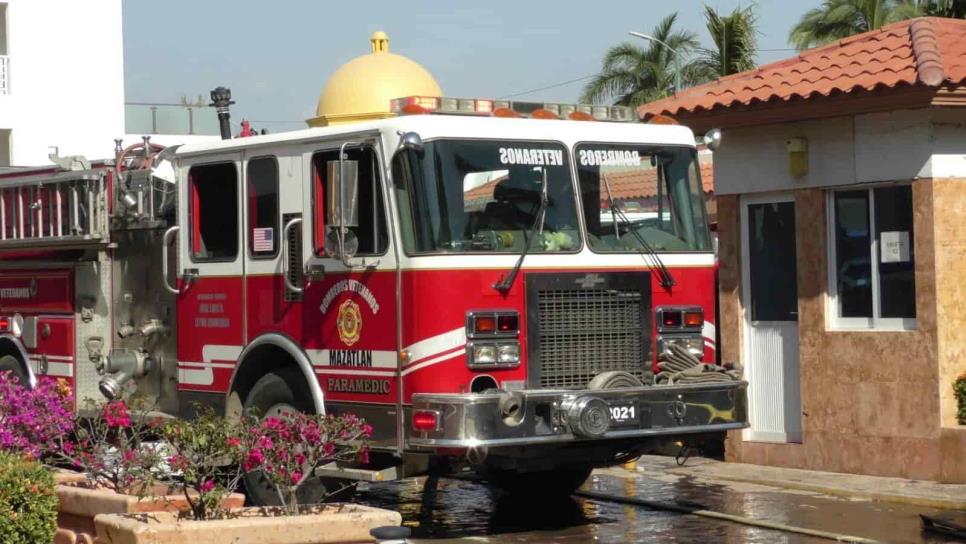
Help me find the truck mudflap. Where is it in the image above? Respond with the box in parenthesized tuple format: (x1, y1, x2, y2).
(408, 381, 748, 448)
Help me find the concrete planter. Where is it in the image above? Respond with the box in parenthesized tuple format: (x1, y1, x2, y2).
(55, 483, 245, 544)
(91, 504, 402, 544)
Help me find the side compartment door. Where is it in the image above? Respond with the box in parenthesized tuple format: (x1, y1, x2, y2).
(176, 157, 246, 399)
(301, 140, 399, 449)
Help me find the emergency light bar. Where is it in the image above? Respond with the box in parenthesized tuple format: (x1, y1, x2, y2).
(390, 96, 635, 122)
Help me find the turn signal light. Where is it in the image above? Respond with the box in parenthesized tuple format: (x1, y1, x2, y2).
(684, 310, 704, 328)
(413, 410, 439, 432)
(468, 311, 520, 337)
(656, 306, 703, 332)
(474, 316, 496, 334)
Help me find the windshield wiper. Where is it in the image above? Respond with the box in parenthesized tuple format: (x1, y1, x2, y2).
(601, 171, 676, 289)
(494, 168, 548, 294)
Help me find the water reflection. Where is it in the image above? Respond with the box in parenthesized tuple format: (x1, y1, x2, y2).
(352, 468, 945, 543)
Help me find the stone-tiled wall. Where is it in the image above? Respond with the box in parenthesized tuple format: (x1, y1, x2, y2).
(720, 182, 966, 482)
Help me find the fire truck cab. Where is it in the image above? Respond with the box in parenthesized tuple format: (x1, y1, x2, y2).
(0, 97, 746, 500)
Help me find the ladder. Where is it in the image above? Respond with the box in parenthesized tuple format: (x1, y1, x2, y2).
(0, 169, 110, 249)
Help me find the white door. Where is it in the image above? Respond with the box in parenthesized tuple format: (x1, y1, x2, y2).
(740, 194, 802, 443)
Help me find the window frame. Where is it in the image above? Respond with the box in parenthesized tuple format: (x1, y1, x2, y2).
(573, 141, 713, 255)
(188, 160, 240, 264)
(392, 136, 583, 257)
(310, 143, 389, 259)
(826, 184, 916, 331)
(245, 155, 281, 260)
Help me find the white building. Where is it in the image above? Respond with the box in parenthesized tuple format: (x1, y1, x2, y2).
(0, 0, 125, 166)
(0, 0, 222, 168)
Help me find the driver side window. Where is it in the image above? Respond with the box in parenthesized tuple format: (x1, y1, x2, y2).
(311, 146, 388, 257)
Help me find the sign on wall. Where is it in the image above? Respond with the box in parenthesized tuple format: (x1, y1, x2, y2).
(880, 231, 911, 263)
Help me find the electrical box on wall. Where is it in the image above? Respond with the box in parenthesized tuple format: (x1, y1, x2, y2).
(786, 137, 808, 177)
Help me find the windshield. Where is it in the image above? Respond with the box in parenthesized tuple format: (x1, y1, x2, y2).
(576, 144, 711, 252)
(392, 140, 580, 254)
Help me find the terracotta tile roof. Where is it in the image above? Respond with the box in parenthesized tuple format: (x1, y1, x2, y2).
(637, 17, 966, 120)
(463, 160, 715, 211)
(598, 162, 713, 206)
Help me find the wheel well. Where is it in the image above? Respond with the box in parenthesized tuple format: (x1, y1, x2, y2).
(227, 343, 303, 420)
(0, 337, 30, 384)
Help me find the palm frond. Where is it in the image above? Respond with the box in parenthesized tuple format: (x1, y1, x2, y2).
(789, 0, 935, 51)
(701, 4, 758, 77)
(580, 12, 688, 105)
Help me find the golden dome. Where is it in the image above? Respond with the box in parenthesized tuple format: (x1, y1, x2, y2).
(307, 32, 443, 127)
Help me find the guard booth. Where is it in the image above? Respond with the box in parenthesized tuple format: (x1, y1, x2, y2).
(638, 16, 966, 483)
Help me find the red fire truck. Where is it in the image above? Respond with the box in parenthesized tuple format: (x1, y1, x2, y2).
(0, 95, 746, 502)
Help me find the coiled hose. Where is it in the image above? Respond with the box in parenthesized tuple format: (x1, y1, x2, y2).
(656, 344, 742, 385)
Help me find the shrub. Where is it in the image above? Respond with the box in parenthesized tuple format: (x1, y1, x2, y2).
(0, 372, 74, 460)
(238, 410, 371, 515)
(955, 372, 966, 425)
(160, 405, 246, 520)
(52, 399, 163, 497)
(0, 451, 57, 544)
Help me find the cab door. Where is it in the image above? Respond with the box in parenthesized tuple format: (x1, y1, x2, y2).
(176, 156, 246, 400)
(243, 153, 304, 344)
(299, 138, 399, 449)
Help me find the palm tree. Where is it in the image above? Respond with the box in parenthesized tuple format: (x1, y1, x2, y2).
(580, 13, 701, 107)
(789, 0, 924, 51)
(694, 5, 758, 80)
(917, 0, 966, 17)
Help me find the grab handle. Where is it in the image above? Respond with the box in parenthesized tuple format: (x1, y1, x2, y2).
(161, 226, 180, 294)
(283, 217, 304, 294)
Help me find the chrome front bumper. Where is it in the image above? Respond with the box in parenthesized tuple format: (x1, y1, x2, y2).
(408, 381, 748, 448)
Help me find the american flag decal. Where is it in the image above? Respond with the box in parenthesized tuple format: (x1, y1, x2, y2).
(253, 227, 274, 252)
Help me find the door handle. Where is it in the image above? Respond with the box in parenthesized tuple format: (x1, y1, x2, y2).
(161, 226, 180, 294)
(283, 217, 304, 294)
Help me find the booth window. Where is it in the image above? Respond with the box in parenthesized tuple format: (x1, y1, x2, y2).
(311, 147, 388, 257)
(247, 157, 279, 258)
(828, 185, 915, 330)
(189, 162, 239, 261)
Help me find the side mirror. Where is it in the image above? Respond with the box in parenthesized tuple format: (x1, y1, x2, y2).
(703, 128, 722, 151)
(325, 146, 360, 263)
(398, 131, 424, 155)
(326, 159, 359, 229)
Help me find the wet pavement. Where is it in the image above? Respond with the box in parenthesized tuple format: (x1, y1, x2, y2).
(351, 463, 961, 543)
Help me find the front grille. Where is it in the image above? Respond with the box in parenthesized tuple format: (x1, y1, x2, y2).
(526, 272, 650, 389)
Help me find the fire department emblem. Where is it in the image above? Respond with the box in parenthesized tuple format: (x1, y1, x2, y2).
(336, 299, 363, 346)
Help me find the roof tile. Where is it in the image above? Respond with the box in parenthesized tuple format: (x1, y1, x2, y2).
(638, 17, 966, 120)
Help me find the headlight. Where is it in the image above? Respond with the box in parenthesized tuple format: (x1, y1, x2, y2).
(497, 343, 520, 364)
(658, 334, 705, 357)
(473, 344, 497, 365)
(467, 341, 521, 369)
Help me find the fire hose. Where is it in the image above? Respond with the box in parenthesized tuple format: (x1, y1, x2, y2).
(656, 344, 742, 385)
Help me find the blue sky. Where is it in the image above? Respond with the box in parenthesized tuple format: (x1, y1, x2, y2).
(123, 1, 817, 132)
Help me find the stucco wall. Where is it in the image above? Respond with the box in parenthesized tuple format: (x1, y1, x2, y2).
(721, 181, 966, 482)
(713, 108, 966, 196)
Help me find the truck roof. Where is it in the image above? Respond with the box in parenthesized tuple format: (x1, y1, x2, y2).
(173, 115, 698, 158)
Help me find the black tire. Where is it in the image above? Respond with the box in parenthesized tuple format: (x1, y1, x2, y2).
(241, 369, 354, 506)
(0, 354, 28, 386)
(484, 465, 593, 497)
